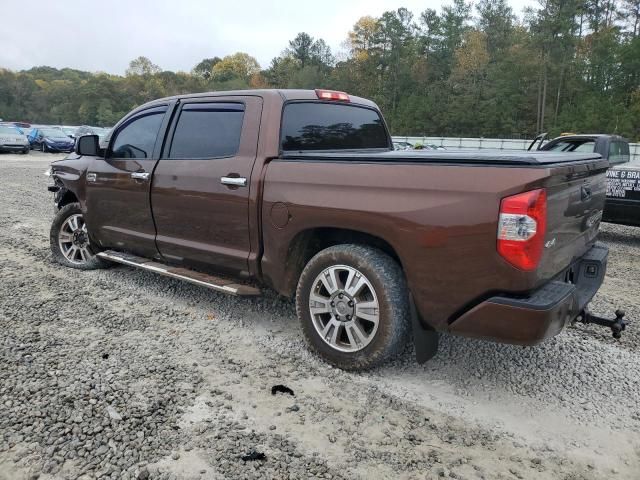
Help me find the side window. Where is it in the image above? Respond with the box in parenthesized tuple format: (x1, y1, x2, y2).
(543, 139, 594, 152)
(608, 141, 630, 165)
(572, 141, 595, 153)
(543, 140, 572, 151)
(110, 108, 166, 159)
(168, 103, 244, 159)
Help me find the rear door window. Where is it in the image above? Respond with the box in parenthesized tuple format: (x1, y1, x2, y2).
(281, 102, 389, 151)
(168, 103, 244, 159)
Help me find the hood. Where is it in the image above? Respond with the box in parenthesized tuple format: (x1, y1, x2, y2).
(46, 135, 74, 142)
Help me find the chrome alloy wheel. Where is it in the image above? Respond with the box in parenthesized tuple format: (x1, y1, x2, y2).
(58, 214, 92, 264)
(308, 265, 380, 352)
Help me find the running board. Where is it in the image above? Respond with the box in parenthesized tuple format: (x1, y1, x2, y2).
(96, 250, 261, 296)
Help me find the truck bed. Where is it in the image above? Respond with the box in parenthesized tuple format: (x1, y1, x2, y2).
(262, 152, 608, 330)
(281, 150, 605, 166)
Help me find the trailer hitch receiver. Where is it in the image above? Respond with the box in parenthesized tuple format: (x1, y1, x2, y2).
(575, 309, 627, 339)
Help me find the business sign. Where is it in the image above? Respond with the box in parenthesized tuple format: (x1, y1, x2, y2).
(606, 167, 640, 200)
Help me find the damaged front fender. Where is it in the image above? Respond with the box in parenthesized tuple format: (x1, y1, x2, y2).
(46, 155, 93, 211)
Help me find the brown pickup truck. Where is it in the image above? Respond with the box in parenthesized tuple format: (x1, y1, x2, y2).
(47, 89, 625, 370)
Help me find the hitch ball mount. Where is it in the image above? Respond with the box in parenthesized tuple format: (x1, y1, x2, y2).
(574, 309, 627, 339)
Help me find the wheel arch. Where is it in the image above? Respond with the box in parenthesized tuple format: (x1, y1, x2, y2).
(55, 186, 79, 210)
(280, 227, 404, 298)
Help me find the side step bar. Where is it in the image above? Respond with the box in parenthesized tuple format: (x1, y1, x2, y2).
(96, 250, 261, 296)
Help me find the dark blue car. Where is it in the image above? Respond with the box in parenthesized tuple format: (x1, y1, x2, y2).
(28, 127, 75, 152)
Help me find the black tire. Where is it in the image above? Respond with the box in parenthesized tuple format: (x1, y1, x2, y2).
(296, 244, 410, 371)
(22, 148, 29, 155)
(50, 203, 108, 270)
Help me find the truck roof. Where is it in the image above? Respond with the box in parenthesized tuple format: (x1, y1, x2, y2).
(134, 89, 379, 111)
(555, 134, 628, 142)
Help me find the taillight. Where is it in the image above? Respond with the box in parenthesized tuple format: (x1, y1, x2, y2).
(497, 188, 547, 271)
(315, 89, 350, 102)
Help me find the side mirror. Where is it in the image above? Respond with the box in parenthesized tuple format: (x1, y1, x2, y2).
(75, 135, 99, 156)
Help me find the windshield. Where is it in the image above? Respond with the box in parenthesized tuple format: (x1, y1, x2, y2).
(41, 128, 67, 137)
(62, 127, 76, 135)
(0, 126, 20, 135)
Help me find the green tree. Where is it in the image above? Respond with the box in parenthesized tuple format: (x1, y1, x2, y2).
(192, 57, 222, 79)
(125, 56, 161, 76)
(211, 52, 261, 82)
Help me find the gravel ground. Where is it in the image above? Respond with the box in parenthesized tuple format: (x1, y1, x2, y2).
(1, 152, 639, 480)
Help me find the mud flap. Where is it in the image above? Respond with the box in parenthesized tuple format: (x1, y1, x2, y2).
(409, 293, 439, 364)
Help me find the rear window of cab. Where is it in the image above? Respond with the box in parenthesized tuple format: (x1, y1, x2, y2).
(280, 102, 389, 151)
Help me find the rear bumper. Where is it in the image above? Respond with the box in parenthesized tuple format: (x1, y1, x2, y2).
(603, 199, 640, 227)
(449, 243, 608, 345)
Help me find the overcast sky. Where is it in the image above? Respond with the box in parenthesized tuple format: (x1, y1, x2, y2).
(1, 0, 538, 75)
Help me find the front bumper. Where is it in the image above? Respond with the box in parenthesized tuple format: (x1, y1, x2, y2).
(449, 243, 608, 345)
(0, 144, 29, 152)
(46, 144, 74, 152)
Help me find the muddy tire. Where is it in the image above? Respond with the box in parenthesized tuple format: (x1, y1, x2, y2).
(296, 244, 410, 371)
(50, 203, 108, 270)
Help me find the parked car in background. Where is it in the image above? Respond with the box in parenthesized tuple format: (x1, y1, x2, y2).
(0, 124, 30, 153)
(60, 126, 79, 138)
(12, 121, 31, 130)
(393, 141, 414, 151)
(529, 133, 629, 164)
(425, 143, 445, 150)
(28, 127, 75, 152)
(602, 157, 640, 226)
(74, 126, 110, 142)
(413, 143, 445, 150)
(528, 133, 634, 227)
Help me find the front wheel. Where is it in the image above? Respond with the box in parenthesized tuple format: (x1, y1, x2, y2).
(296, 244, 410, 371)
(50, 203, 108, 270)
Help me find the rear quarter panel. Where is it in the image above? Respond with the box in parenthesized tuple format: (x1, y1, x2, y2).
(261, 160, 552, 328)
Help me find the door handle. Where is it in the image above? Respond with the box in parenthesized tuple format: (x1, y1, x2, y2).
(220, 176, 247, 187)
(131, 171, 150, 181)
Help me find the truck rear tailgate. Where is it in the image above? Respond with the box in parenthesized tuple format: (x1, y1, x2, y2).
(537, 156, 609, 281)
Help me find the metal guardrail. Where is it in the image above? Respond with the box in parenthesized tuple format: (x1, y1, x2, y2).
(392, 136, 640, 163)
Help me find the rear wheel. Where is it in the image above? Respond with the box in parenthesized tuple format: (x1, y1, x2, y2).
(50, 203, 108, 270)
(21, 147, 29, 154)
(296, 244, 410, 370)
